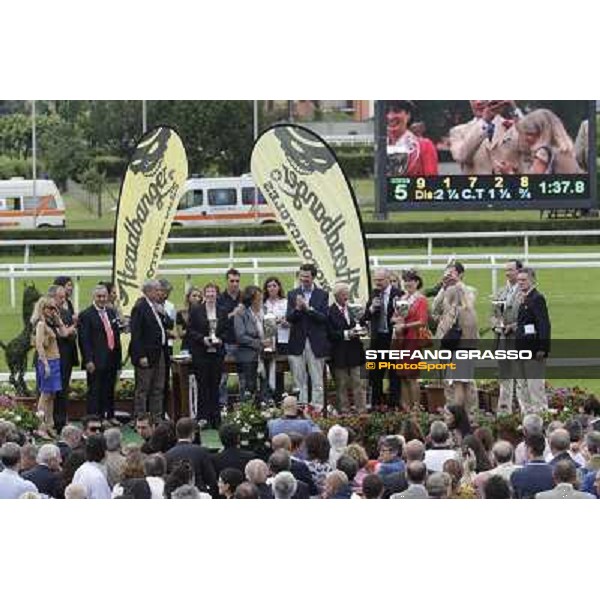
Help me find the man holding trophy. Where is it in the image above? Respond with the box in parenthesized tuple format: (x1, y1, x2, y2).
(328, 283, 367, 414)
(490, 260, 524, 413)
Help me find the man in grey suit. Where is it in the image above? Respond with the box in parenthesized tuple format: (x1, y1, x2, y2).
(535, 461, 595, 499)
(391, 461, 429, 499)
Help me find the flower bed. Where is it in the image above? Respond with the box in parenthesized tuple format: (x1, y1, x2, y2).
(222, 403, 280, 457)
(0, 389, 40, 432)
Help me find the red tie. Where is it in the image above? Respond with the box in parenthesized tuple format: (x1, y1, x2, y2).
(100, 311, 115, 351)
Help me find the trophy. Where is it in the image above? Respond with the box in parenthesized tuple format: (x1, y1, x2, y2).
(490, 296, 506, 335)
(394, 298, 410, 318)
(347, 303, 368, 339)
(387, 142, 411, 176)
(207, 319, 218, 353)
(263, 312, 277, 353)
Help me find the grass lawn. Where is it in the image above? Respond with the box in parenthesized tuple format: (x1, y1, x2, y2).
(120, 424, 221, 450)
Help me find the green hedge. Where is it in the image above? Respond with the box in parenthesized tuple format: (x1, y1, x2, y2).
(336, 151, 374, 178)
(0, 156, 34, 179)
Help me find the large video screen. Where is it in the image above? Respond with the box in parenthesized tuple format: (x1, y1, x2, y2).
(378, 100, 596, 211)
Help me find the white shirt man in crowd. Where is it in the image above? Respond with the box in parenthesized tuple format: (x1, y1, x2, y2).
(0, 442, 38, 499)
(424, 421, 458, 472)
(72, 434, 111, 500)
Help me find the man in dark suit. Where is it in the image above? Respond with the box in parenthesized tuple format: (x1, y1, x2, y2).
(212, 423, 255, 477)
(129, 279, 171, 418)
(272, 431, 318, 495)
(547, 428, 581, 470)
(21, 443, 63, 499)
(164, 418, 218, 497)
(78, 285, 122, 422)
(510, 432, 554, 499)
(515, 267, 551, 415)
(361, 268, 403, 408)
(328, 283, 366, 413)
(286, 263, 330, 411)
(268, 449, 310, 499)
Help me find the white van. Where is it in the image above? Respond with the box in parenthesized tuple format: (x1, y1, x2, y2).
(0, 178, 66, 228)
(173, 174, 277, 227)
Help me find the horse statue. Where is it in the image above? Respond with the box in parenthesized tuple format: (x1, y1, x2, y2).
(0, 283, 42, 396)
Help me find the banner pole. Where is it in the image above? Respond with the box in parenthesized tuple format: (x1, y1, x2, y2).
(374, 100, 388, 221)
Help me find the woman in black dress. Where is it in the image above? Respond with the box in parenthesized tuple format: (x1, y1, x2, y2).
(187, 283, 228, 428)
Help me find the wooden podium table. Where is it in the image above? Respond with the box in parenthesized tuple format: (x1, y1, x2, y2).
(169, 354, 298, 421)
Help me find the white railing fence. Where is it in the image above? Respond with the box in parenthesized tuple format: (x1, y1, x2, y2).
(1, 230, 600, 308)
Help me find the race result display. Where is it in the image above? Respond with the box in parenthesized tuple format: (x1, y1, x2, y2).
(377, 100, 596, 212)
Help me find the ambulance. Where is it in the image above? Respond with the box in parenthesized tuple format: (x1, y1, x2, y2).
(0, 178, 66, 228)
(172, 174, 277, 227)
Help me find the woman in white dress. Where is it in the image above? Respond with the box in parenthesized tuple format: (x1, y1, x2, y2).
(263, 277, 289, 401)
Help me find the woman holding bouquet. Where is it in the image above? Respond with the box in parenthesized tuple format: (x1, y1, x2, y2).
(391, 270, 430, 411)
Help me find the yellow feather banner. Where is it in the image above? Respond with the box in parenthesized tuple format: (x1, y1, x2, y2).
(251, 124, 371, 304)
(112, 127, 188, 316)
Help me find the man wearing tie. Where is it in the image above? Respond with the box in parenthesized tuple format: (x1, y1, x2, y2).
(129, 279, 171, 418)
(449, 101, 523, 175)
(286, 264, 330, 411)
(78, 285, 122, 423)
(362, 268, 403, 408)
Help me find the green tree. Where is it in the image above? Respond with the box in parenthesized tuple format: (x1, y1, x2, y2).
(39, 119, 90, 189)
(147, 100, 253, 175)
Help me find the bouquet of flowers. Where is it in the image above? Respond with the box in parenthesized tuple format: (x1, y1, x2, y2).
(224, 402, 280, 457)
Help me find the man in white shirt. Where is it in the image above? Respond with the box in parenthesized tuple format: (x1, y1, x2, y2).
(72, 435, 111, 500)
(424, 421, 458, 473)
(0, 442, 38, 499)
(143, 453, 167, 500)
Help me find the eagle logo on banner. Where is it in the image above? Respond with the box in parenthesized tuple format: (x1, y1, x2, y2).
(251, 124, 371, 306)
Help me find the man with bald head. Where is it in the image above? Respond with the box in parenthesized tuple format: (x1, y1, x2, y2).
(361, 268, 403, 407)
(474, 440, 520, 495)
(267, 395, 320, 439)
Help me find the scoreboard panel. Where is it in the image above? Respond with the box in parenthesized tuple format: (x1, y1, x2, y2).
(377, 100, 596, 212)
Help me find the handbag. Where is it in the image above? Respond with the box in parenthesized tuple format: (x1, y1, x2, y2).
(441, 317, 462, 351)
(416, 326, 433, 348)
